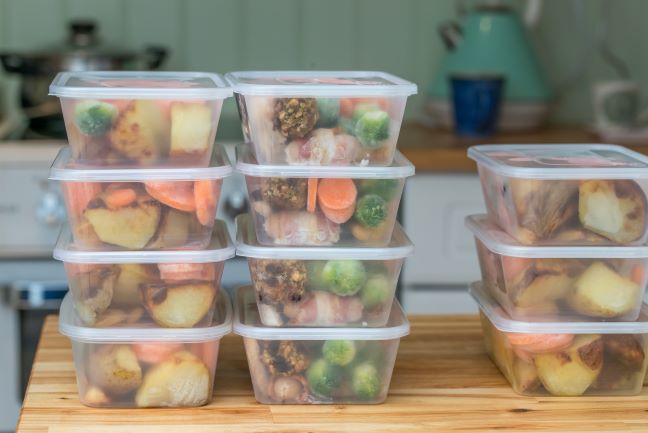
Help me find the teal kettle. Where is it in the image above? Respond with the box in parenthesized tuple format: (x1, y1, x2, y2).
(427, 0, 552, 131)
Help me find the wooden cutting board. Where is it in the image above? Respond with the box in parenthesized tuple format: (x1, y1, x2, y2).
(16, 315, 648, 433)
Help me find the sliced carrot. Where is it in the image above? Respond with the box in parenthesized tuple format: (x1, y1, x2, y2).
(320, 201, 355, 224)
(62, 182, 102, 218)
(339, 98, 354, 117)
(133, 342, 184, 364)
(65, 263, 111, 277)
(354, 97, 389, 111)
(631, 264, 646, 285)
(307, 178, 318, 213)
(195, 180, 220, 226)
(104, 188, 137, 209)
(501, 256, 531, 284)
(507, 333, 574, 354)
(317, 178, 357, 211)
(145, 181, 196, 212)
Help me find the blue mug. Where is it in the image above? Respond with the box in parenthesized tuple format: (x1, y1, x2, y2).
(450, 74, 505, 137)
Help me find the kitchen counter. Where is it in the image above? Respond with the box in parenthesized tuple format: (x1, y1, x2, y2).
(17, 315, 648, 432)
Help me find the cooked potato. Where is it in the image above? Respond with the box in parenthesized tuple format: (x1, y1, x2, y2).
(89, 345, 142, 396)
(141, 282, 216, 328)
(109, 100, 168, 164)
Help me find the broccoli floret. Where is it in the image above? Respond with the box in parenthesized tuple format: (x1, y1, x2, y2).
(306, 358, 341, 397)
(356, 179, 400, 201)
(74, 100, 118, 136)
(322, 340, 356, 366)
(306, 260, 329, 290)
(316, 98, 340, 128)
(321, 260, 367, 296)
(361, 274, 392, 308)
(355, 194, 387, 228)
(352, 362, 381, 400)
(354, 110, 389, 148)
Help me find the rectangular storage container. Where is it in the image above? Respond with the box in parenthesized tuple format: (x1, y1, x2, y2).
(471, 281, 648, 397)
(466, 214, 648, 322)
(234, 285, 409, 404)
(468, 144, 648, 246)
(58, 289, 231, 408)
(225, 71, 417, 166)
(49, 71, 232, 167)
(236, 143, 414, 247)
(54, 220, 234, 328)
(236, 214, 413, 327)
(50, 146, 231, 250)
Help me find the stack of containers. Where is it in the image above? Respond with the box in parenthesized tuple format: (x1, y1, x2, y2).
(466, 144, 648, 396)
(48, 72, 236, 408)
(226, 71, 417, 404)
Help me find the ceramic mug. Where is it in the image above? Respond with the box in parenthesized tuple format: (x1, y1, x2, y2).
(592, 80, 645, 130)
(450, 73, 505, 137)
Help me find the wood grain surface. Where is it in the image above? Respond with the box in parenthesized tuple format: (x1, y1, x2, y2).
(16, 315, 648, 433)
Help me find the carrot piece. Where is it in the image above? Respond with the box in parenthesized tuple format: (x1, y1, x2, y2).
(631, 264, 646, 285)
(317, 178, 357, 210)
(145, 181, 196, 212)
(320, 201, 355, 224)
(65, 263, 111, 277)
(104, 188, 137, 209)
(339, 98, 354, 117)
(133, 342, 184, 364)
(62, 182, 103, 218)
(507, 333, 574, 354)
(195, 180, 220, 226)
(190, 340, 220, 370)
(307, 178, 318, 213)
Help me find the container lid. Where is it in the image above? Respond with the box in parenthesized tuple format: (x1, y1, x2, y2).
(471, 281, 648, 334)
(49, 71, 232, 99)
(58, 289, 232, 342)
(50, 145, 232, 181)
(233, 285, 409, 340)
(235, 143, 414, 178)
(468, 144, 648, 179)
(225, 71, 417, 97)
(466, 214, 648, 258)
(54, 220, 235, 263)
(236, 214, 413, 260)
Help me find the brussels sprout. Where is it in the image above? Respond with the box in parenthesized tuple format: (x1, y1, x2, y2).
(306, 260, 329, 290)
(316, 98, 340, 128)
(74, 100, 118, 136)
(355, 194, 387, 228)
(352, 362, 381, 400)
(306, 358, 341, 397)
(352, 103, 381, 121)
(322, 260, 367, 296)
(354, 110, 389, 148)
(339, 117, 357, 135)
(361, 274, 392, 308)
(322, 340, 356, 366)
(356, 179, 400, 201)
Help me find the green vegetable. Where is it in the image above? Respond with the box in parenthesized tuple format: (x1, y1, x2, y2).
(322, 260, 367, 296)
(316, 98, 340, 128)
(352, 103, 381, 120)
(361, 274, 392, 308)
(339, 117, 357, 135)
(306, 261, 329, 290)
(352, 362, 381, 400)
(355, 194, 387, 228)
(322, 340, 356, 366)
(356, 179, 400, 201)
(354, 110, 389, 148)
(74, 100, 118, 136)
(358, 341, 386, 370)
(306, 359, 341, 397)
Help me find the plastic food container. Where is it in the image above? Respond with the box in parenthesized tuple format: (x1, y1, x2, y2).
(50, 146, 231, 250)
(58, 289, 231, 408)
(225, 71, 417, 166)
(468, 144, 648, 246)
(471, 282, 648, 396)
(49, 71, 232, 167)
(467, 214, 648, 322)
(236, 143, 414, 247)
(234, 285, 409, 404)
(54, 220, 234, 328)
(236, 214, 413, 327)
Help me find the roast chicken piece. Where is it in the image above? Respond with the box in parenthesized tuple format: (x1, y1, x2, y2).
(283, 290, 363, 325)
(264, 211, 340, 245)
(285, 129, 361, 165)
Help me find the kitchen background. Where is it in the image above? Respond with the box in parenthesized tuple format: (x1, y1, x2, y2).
(0, 0, 646, 430)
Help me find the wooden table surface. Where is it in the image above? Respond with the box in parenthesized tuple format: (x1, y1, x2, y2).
(17, 315, 648, 433)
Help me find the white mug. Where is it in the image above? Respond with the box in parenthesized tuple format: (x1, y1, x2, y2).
(592, 80, 646, 131)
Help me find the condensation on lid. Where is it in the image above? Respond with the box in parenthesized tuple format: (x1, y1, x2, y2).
(50, 71, 233, 99)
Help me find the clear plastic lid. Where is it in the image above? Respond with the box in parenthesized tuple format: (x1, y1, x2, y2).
(468, 144, 648, 179)
(236, 214, 413, 260)
(49, 71, 232, 99)
(233, 285, 409, 340)
(59, 289, 232, 342)
(471, 281, 648, 334)
(466, 214, 648, 258)
(54, 220, 234, 263)
(235, 143, 414, 179)
(50, 146, 232, 181)
(225, 71, 417, 97)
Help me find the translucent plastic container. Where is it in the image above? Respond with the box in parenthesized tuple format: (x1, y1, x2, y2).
(468, 144, 648, 246)
(50, 146, 231, 250)
(234, 285, 409, 404)
(225, 71, 417, 166)
(471, 282, 648, 396)
(49, 71, 232, 167)
(467, 215, 648, 322)
(236, 214, 413, 327)
(54, 220, 234, 328)
(236, 143, 414, 247)
(58, 289, 231, 408)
